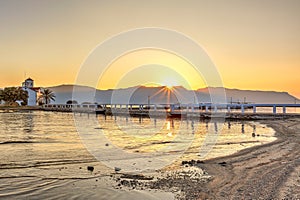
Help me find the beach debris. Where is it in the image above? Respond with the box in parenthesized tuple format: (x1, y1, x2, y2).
(120, 174, 154, 180)
(114, 167, 121, 172)
(105, 143, 109, 146)
(182, 159, 204, 166)
(87, 166, 94, 172)
(120, 179, 134, 187)
(252, 132, 256, 137)
(218, 161, 227, 167)
(182, 161, 189, 165)
(114, 165, 211, 198)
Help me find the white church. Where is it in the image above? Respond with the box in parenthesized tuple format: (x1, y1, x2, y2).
(21, 78, 42, 106)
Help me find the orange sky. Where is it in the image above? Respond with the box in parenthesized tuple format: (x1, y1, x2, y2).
(0, 0, 299, 98)
(97, 49, 206, 90)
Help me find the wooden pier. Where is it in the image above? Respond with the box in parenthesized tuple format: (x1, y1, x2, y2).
(42, 103, 300, 119)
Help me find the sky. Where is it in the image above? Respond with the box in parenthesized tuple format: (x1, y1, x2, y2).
(0, 0, 299, 98)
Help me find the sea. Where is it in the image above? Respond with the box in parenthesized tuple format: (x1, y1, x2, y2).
(0, 111, 277, 199)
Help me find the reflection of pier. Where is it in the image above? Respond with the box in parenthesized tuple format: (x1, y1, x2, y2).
(43, 103, 300, 119)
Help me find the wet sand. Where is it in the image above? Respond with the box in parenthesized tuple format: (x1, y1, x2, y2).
(197, 117, 300, 200)
(114, 118, 300, 199)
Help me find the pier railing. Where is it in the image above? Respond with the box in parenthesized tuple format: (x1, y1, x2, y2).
(43, 103, 300, 117)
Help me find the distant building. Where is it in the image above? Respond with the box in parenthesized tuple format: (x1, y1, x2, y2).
(0, 88, 3, 105)
(21, 78, 42, 106)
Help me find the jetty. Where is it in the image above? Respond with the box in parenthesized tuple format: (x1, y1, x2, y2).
(42, 103, 300, 119)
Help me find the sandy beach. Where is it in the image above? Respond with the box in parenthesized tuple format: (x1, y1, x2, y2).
(187, 117, 300, 200)
(113, 117, 300, 199)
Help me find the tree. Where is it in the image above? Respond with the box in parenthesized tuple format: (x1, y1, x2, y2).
(0, 87, 28, 105)
(39, 88, 56, 105)
(0, 90, 3, 102)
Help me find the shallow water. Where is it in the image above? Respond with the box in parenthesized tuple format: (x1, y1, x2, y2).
(0, 111, 276, 199)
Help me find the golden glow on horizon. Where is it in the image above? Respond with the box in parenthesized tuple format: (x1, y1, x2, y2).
(161, 77, 179, 89)
(165, 85, 173, 90)
(97, 49, 206, 90)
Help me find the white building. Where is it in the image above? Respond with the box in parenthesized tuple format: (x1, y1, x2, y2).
(0, 88, 3, 105)
(22, 78, 41, 106)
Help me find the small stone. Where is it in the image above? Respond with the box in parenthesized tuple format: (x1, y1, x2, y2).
(197, 160, 204, 164)
(252, 133, 256, 137)
(115, 167, 121, 172)
(87, 166, 94, 172)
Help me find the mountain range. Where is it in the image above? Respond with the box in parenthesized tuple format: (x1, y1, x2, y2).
(48, 85, 299, 105)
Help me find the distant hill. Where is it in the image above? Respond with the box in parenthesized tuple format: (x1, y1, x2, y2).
(48, 85, 299, 104)
(198, 87, 298, 104)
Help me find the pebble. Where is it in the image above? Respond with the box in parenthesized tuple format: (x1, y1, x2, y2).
(115, 167, 121, 172)
(87, 166, 94, 172)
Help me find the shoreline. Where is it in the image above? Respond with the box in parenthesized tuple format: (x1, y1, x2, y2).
(112, 118, 300, 199)
(0, 105, 42, 111)
(181, 118, 300, 199)
(200, 117, 300, 199)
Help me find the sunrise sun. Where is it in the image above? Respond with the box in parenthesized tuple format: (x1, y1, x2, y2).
(162, 78, 178, 89)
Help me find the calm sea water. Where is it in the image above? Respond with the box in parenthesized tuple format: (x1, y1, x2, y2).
(0, 111, 276, 199)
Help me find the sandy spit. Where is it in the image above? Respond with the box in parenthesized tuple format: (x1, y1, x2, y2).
(114, 118, 300, 200)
